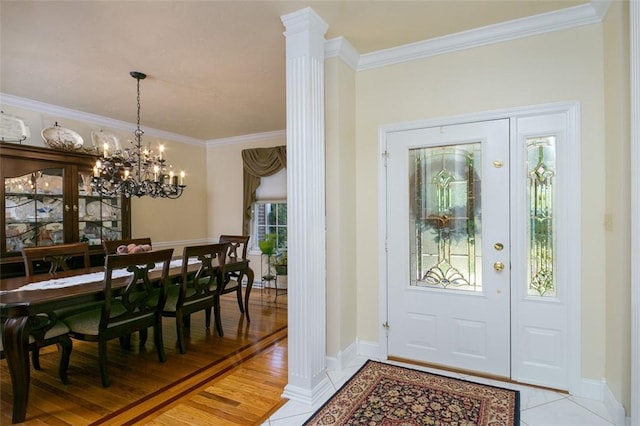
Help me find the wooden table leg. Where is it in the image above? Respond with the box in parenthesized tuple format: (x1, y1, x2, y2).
(243, 267, 254, 323)
(2, 314, 31, 423)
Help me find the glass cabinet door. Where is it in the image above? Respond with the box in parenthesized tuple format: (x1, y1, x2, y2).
(77, 171, 123, 245)
(5, 168, 65, 252)
(1, 143, 131, 277)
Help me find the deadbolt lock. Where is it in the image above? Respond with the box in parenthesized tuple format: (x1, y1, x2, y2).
(494, 242, 504, 251)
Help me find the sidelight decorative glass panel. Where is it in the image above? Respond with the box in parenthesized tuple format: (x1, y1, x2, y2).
(409, 143, 482, 292)
(526, 136, 557, 297)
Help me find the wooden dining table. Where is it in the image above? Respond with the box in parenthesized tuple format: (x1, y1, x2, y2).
(0, 256, 254, 424)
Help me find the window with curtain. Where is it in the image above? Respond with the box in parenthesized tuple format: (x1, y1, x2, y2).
(251, 168, 287, 251)
(241, 146, 287, 252)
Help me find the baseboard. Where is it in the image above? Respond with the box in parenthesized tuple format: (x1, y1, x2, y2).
(325, 339, 380, 373)
(602, 381, 627, 426)
(325, 340, 358, 371)
(356, 338, 381, 360)
(572, 377, 603, 401)
(572, 376, 627, 425)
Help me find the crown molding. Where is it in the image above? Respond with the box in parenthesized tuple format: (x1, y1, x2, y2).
(356, 1, 610, 71)
(0, 92, 205, 146)
(206, 129, 286, 147)
(325, 36, 359, 70)
(590, 0, 612, 19)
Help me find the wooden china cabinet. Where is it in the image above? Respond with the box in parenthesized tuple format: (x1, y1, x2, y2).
(0, 142, 131, 278)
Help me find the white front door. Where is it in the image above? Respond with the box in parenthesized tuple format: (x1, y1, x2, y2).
(386, 119, 511, 377)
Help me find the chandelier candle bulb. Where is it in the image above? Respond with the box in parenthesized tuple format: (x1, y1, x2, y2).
(159, 145, 164, 160)
(103, 143, 108, 157)
(180, 171, 185, 186)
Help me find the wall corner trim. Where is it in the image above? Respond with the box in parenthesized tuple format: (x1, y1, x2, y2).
(325, 37, 360, 71)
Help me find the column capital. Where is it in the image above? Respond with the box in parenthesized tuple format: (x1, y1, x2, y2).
(281, 7, 328, 38)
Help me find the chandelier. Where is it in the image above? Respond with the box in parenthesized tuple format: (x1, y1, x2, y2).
(91, 71, 186, 199)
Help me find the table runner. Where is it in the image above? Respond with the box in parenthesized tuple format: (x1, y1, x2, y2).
(0, 259, 201, 294)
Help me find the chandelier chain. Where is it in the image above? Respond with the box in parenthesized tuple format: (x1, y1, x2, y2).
(136, 78, 141, 131)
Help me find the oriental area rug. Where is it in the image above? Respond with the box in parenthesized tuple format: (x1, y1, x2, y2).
(304, 360, 520, 426)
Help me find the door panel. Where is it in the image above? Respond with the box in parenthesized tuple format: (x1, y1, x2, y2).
(386, 119, 510, 377)
(511, 113, 569, 389)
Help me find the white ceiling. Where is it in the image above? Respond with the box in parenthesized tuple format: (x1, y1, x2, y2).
(1, 0, 589, 142)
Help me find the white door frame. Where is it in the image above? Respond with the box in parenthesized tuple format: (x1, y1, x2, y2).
(630, 2, 639, 424)
(378, 101, 581, 394)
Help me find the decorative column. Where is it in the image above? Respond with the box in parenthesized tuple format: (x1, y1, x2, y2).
(280, 8, 332, 403)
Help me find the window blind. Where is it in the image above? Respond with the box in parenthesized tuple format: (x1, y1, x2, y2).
(256, 168, 287, 201)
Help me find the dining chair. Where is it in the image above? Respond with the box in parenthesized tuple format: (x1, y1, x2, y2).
(0, 314, 72, 385)
(22, 242, 90, 277)
(162, 243, 228, 352)
(62, 248, 174, 387)
(103, 237, 154, 348)
(218, 235, 250, 320)
(20, 242, 88, 370)
(103, 237, 152, 255)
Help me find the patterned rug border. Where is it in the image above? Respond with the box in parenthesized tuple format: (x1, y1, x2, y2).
(304, 359, 520, 425)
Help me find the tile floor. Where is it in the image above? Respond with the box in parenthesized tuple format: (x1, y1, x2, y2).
(263, 356, 616, 426)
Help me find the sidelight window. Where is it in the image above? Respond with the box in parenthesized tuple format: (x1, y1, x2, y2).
(526, 136, 557, 297)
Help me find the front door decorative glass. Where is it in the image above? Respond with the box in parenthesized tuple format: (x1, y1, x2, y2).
(409, 143, 482, 292)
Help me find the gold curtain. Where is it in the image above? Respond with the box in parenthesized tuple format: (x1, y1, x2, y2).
(241, 146, 287, 235)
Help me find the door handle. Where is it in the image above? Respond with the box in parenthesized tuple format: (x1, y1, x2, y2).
(494, 261, 505, 272)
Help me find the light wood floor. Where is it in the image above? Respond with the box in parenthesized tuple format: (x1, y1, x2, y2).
(0, 288, 289, 425)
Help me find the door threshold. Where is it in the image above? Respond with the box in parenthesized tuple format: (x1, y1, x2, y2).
(387, 355, 568, 394)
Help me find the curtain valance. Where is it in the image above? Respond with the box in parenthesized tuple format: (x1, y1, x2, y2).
(241, 146, 287, 235)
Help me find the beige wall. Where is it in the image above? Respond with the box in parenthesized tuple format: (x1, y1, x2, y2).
(205, 133, 286, 269)
(130, 140, 207, 256)
(325, 57, 358, 357)
(0, 104, 208, 258)
(354, 24, 609, 385)
(603, 0, 631, 410)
